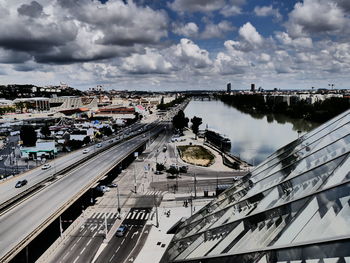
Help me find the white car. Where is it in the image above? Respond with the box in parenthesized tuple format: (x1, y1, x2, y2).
(42, 164, 51, 170)
(96, 143, 102, 148)
(83, 149, 90, 154)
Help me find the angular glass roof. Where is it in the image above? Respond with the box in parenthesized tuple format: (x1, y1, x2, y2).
(161, 109, 350, 263)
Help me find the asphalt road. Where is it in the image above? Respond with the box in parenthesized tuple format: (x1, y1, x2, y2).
(0, 124, 164, 262)
(51, 211, 119, 263)
(95, 208, 152, 263)
(0, 122, 145, 208)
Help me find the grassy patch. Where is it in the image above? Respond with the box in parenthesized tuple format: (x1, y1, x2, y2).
(177, 145, 215, 167)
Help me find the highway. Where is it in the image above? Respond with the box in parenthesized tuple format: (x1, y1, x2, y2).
(0, 122, 145, 210)
(0, 123, 164, 262)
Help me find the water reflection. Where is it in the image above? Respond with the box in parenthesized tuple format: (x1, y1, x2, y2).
(184, 100, 319, 165)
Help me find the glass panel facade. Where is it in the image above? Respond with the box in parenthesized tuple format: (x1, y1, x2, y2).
(162, 110, 350, 263)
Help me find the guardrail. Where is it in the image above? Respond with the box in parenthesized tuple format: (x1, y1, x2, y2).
(0, 124, 165, 263)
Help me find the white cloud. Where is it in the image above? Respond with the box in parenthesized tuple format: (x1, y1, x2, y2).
(169, 0, 225, 13)
(173, 22, 199, 38)
(286, 0, 348, 37)
(172, 38, 212, 69)
(201, 21, 235, 39)
(275, 32, 313, 48)
(121, 48, 173, 74)
(239, 22, 263, 46)
(254, 5, 282, 21)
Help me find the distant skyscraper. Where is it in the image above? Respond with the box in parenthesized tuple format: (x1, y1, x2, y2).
(251, 83, 255, 92)
(227, 83, 231, 93)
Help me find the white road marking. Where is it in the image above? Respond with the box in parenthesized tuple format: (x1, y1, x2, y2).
(109, 254, 115, 262)
(86, 239, 92, 246)
(121, 239, 125, 245)
(80, 247, 86, 255)
(72, 256, 80, 263)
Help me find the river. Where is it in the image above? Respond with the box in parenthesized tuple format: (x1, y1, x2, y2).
(184, 99, 319, 165)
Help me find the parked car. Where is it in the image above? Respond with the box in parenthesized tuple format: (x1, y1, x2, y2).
(15, 179, 27, 188)
(96, 143, 102, 148)
(179, 165, 188, 173)
(83, 149, 90, 154)
(96, 185, 110, 192)
(116, 225, 128, 237)
(42, 164, 51, 170)
(107, 183, 118, 188)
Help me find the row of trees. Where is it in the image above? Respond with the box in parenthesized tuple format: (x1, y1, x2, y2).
(172, 110, 202, 138)
(219, 94, 350, 123)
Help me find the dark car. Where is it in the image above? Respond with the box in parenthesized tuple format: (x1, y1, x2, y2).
(179, 166, 188, 173)
(116, 225, 128, 237)
(15, 179, 27, 188)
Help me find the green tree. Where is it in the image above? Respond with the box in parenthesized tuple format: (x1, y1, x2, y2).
(191, 116, 202, 139)
(83, 136, 91, 145)
(20, 125, 37, 146)
(100, 126, 112, 137)
(172, 110, 189, 131)
(40, 126, 51, 138)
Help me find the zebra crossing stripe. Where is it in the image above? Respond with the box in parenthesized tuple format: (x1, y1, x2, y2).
(91, 212, 97, 219)
(108, 213, 114, 219)
(136, 212, 143, 220)
(96, 213, 103, 219)
(126, 212, 133, 219)
(144, 212, 149, 220)
(131, 212, 138, 220)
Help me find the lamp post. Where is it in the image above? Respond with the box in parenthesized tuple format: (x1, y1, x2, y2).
(116, 184, 121, 219)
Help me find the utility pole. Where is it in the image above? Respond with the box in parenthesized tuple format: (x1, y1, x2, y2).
(194, 172, 197, 199)
(104, 213, 108, 239)
(134, 165, 137, 194)
(117, 184, 121, 219)
(154, 189, 159, 227)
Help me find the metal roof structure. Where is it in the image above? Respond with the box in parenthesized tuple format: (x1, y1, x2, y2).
(162, 109, 350, 263)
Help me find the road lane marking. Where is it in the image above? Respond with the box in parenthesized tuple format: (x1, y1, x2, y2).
(121, 239, 125, 245)
(109, 254, 115, 262)
(73, 256, 80, 263)
(80, 247, 86, 255)
(86, 239, 92, 246)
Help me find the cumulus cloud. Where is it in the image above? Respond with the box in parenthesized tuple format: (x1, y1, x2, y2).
(173, 22, 199, 38)
(17, 1, 43, 17)
(239, 22, 263, 46)
(254, 5, 282, 21)
(169, 0, 226, 13)
(172, 38, 212, 69)
(0, 0, 168, 64)
(286, 0, 348, 37)
(201, 21, 235, 39)
(275, 32, 313, 48)
(121, 48, 173, 74)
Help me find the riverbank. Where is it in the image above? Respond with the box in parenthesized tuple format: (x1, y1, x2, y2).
(218, 94, 349, 124)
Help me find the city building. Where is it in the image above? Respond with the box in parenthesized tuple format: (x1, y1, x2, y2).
(251, 83, 256, 92)
(227, 83, 231, 93)
(162, 109, 350, 263)
(20, 140, 57, 160)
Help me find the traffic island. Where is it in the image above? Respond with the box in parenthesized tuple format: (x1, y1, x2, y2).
(177, 145, 215, 167)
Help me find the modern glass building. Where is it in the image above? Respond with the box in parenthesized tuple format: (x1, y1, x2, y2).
(162, 109, 350, 263)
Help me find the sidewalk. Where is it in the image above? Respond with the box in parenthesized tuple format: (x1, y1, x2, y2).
(134, 194, 210, 263)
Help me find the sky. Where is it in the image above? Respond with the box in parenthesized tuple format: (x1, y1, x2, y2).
(0, 0, 349, 91)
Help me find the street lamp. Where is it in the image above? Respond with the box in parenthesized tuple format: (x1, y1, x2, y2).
(116, 184, 121, 219)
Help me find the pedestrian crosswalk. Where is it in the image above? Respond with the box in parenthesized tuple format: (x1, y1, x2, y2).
(143, 190, 163, 196)
(89, 212, 119, 220)
(125, 209, 150, 221)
